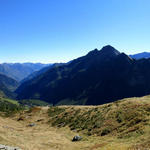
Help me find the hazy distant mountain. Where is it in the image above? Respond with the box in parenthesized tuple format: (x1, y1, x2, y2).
(0, 74, 18, 98)
(130, 52, 150, 59)
(0, 63, 50, 82)
(16, 45, 150, 105)
(21, 63, 64, 83)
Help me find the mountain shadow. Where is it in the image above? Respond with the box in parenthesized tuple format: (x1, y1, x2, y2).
(16, 45, 150, 105)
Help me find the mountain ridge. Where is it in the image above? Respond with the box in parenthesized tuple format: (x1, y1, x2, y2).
(130, 52, 150, 59)
(15, 46, 150, 106)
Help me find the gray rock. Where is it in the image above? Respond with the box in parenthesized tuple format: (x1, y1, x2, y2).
(72, 135, 82, 142)
(0, 144, 21, 150)
(28, 123, 36, 127)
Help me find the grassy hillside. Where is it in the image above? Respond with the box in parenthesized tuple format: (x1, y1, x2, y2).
(0, 95, 150, 149)
(0, 97, 19, 105)
(1, 96, 150, 149)
(48, 95, 150, 149)
(0, 97, 49, 116)
(19, 99, 51, 106)
(0, 97, 23, 116)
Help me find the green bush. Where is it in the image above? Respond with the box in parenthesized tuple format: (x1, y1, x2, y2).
(0, 100, 24, 116)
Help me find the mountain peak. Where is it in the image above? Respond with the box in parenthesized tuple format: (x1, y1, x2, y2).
(100, 45, 120, 56)
(87, 48, 99, 56)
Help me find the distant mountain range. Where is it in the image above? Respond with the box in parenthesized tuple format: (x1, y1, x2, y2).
(0, 63, 50, 81)
(21, 63, 64, 83)
(0, 63, 51, 98)
(130, 52, 150, 59)
(16, 45, 150, 105)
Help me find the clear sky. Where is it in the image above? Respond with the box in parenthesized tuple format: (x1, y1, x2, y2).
(0, 0, 150, 63)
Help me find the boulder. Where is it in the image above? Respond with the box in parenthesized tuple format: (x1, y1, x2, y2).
(72, 135, 82, 142)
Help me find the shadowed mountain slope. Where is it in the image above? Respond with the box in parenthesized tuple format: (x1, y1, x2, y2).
(0, 74, 18, 98)
(21, 63, 64, 83)
(16, 45, 150, 105)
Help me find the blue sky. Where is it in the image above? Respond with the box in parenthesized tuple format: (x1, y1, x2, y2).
(0, 0, 150, 63)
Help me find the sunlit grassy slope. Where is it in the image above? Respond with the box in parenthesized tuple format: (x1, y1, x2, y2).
(48, 95, 150, 149)
(0, 97, 19, 105)
(0, 96, 150, 149)
(0, 97, 23, 116)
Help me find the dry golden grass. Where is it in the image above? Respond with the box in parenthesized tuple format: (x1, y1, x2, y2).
(0, 106, 98, 150)
(0, 107, 83, 150)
